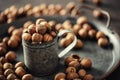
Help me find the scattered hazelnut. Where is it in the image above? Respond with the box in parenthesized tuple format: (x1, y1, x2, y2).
(71, 54, 80, 61)
(96, 31, 105, 39)
(0, 75, 6, 80)
(82, 23, 92, 31)
(48, 20, 56, 30)
(3, 62, 13, 70)
(8, 38, 19, 48)
(66, 2, 75, 12)
(78, 28, 88, 38)
(78, 69, 87, 78)
(23, 21, 33, 29)
(7, 73, 17, 80)
(83, 74, 94, 80)
(24, 3, 33, 12)
(5, 51, 16, 62)
(66, 67, 76, 74)
(15, 67, 26, 78)
(0, 57, 6, 64)
(54, 72, 66, 80)
(55, 23, 63, 31)
(10, 35, 21, 42)
(32, 33, 43, 43)
(28, 24, 36, 34)
(80, 58, 92, 69)
(12, 29, 23, 37)
(36, 18, 45, 25)
(64, 39, 73, 47)
(93, 9, 102, 18)
(77, 16, 87, 25)
(92, 0, 101, 5)
(15, 62, 25, 69)
(98, 37, 109, 47)
(22, 74, 33, 80)
(67, 72, 79, 80)
(65, 56, 75, 65)
(88, 29, 97, 38)
(43, 34, 53, 42)
(59, 9, 68, 16)
(8, 26, 16, 34)
(59, 38, 66, 47)
(50, 31, 57, 38)
(22, 33, 32, 42)
(74, 39, 83, 49)
(68, 60, 80, 69)
(66, 33, 74, 42)
(2, 37, 9, 44)
(73, 24, 82, 35)
(0, 47, 6, 56)
(4, 69, 14, 77)
(0, 42, 7, 49)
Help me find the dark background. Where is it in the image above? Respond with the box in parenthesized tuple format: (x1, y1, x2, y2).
(0, 0, 120, 80)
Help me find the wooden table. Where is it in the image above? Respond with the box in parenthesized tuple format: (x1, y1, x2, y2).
(0, 0, 120, 79)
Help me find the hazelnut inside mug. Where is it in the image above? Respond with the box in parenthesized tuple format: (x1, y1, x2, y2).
(22, 18, 77, 76)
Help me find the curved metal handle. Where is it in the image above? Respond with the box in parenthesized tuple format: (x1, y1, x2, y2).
(57, 30, 77, 58)
(71, 4, 110, 29)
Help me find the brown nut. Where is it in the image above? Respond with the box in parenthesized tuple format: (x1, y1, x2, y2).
(80, 58, 92, 69)
(82, 23, 92, 31)
(22, 33, 32, 42)
(48, 20, 56, 30)
(0, 63, 2, 69)
(59, 38, 66, 47)
(15, 67, 26, 78)
(24, 3, 33, 12)
(67, 72, 79, 80)
(73, 24, 82, 35)
(8, 38, 18, 48)
(66, 33, 74, 42)
(93, 9, 102, 18)
(55, 23, 63, 31)
(15, 62, 24, 68)
(23, 21, 33, 29)
(66, 2, 75, 12)
(40, 21, 51, 32)
(64, 38, 73, 47)
(78, 28, 88, 38)
(5, 51, 16, 62)
(0, 47, 6, 56)
(32, 33, 43, 43)
(77, 16, 87, 25)
(68, 60, 80, 69)
(4, 69, 14, 77)
(88, 29, 97, 39)
(0, 42, 7, 49)
(43, 34, 53, 42)
(10, 35, 21, 42)
(74, 39, 83, 49)
(71, 54, 80, 61)
(28, 24, 36, 34)
(7, 73, 17, 80)
(66, 67, 76, 74)
(36, 23, 47, 34)
(59, 9, 68, 16)
(8, 26, 16, 34)
(83, 74, 94, 80)
(92, 0, 101, 5)
(55, 4, 63, 12)
(3, 62, 13, 70)
(12, 29, 23, 37)
(0, 75, 6, 80)
(98, 37, 109, 47)
(78, 69, 87, 78)
(50, 31, 57, 38)
(96, 31, 106, 39)
(22, 74, 33, 80)
(2, 37, 9, 44)
(54, 72, 66, 80)
(0, 57, 7, 64)
(65, 56, 75, 65)
(36, 18, 45, 25)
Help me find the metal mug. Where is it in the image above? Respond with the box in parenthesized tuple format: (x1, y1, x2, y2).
(22, 30, 77, 77)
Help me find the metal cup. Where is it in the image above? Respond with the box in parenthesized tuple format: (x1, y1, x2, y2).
(22, 30, 77, 77)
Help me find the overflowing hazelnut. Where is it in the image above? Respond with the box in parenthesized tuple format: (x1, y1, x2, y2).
(22, 33, 32, 42)
(98, 37, 109, 47)
(32, 33, 43, 43)
(65, 56, 75, 65)
(67, 72, 79, 80)
(36, 22, 47, 34)
(23, 21, 33, 29)
(73, 24, 82, 35)
(82, 23, 92, 31)
(68, 60, 80, 69)
(8, 26, 16, 34)
(80, 58, 92, 69)
(78, 28, 88, 38)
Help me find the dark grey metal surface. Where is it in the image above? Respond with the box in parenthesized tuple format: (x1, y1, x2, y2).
(0, 16, 120, 80)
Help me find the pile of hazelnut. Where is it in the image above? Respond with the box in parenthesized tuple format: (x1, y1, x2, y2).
(54, 54, 94, 80)
(57, 16, 109, 48)
(22, 18, 57, 44)
(0, 49, 33, 80)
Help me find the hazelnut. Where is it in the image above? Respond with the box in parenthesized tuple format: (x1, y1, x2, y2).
(36, 18, 45, 25)
(66, 2, 75, 12)
(78, 28, 88, 38)
(32, 6, 41, 14)
(83, 74, 94, 80)
(0, 63, 2, 69)
(0, 75, 6, 80)
(15, 62, 24, 68)
(73, 78, 82, 80)
(22, 33, 32, 42)
(73, 24, 82, 35)
(2, 37, 9, 44)
(55, 23, 63, 31)
(92, 0, 101, 5)
(59, 38, 66, 47)
(78, 69, 87, 78)
(32, 33, 43, 43)
(0, 47, 6, 56)
(98, 37, 109, 47)
(7, 73, 17, 80)
(77, 16, 87, 25)
(74, 39, 83, 49)
(93, 9, 102, 18)
(8, 39, 18, 48)
(10, 35, 21, 42)
(68, 60, 80, 69)
(65, 56, 75, 65)
(48, 20, 56, 30)
(64, 39, 73, 47)
(88, 29, 97, 38)
(82, 23, 92, 31)
(59, 9, 68, 16)
(28, 24, 36, 34)
(22, 74, 33, 80)
(43, 34, 53, 42)
(36, 23, 47, 34)
(18, 7, 25, 16)
(4, 69, 14, 77)
(41, 21, 51, 31)
(54, 72, 66, 80)
(15, 67, 26, 78)
(3, 62, 13, 70)
(0, 57, 6, 64)
(63, 20, 71, 27)
(67, 72, 79, 80)
(66, 33, 74, 41)
(23, 21, 33, 29)
(7, 18, 15, 23)
(0, 42, 7, 49)
(50, 31, 57, 38)
(80, 58, 92, 69)
(12, 29, 23, 37)
(55, 4, 63, 12)
(8, 26, 16, 34)
(71, 54, 80, 61)
(66, 67, 76, 74)
(24, 3, 33, 12)
(96, 31, 105, 39)
(5, 51, 16, 62)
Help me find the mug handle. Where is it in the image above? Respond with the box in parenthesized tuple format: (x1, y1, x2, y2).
(57, 30, 77, 58)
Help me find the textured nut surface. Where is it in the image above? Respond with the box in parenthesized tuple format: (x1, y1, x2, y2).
(4, 69, 14, 77)
(43, 34, 53, 42)
(15, 67, 26, 78)
(3, 62, 13, 70)
(80, 58, 92, 69)
(66, 67, 76, 74)
(15, 62, 24, 69)
(5, 51, 16, 62)
(22, 74, 33, 80)
(54, 72, 66, 80)
(7, 73, 17, 80)
(78, 69, 87, 78)
(78, 28, 88, 38)
(22, 33, 32, 42)
(32, 33, 43, 42)
(28, 24, 36, 34)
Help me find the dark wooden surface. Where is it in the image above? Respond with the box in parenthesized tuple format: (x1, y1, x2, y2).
(0, 0, 120, 80)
